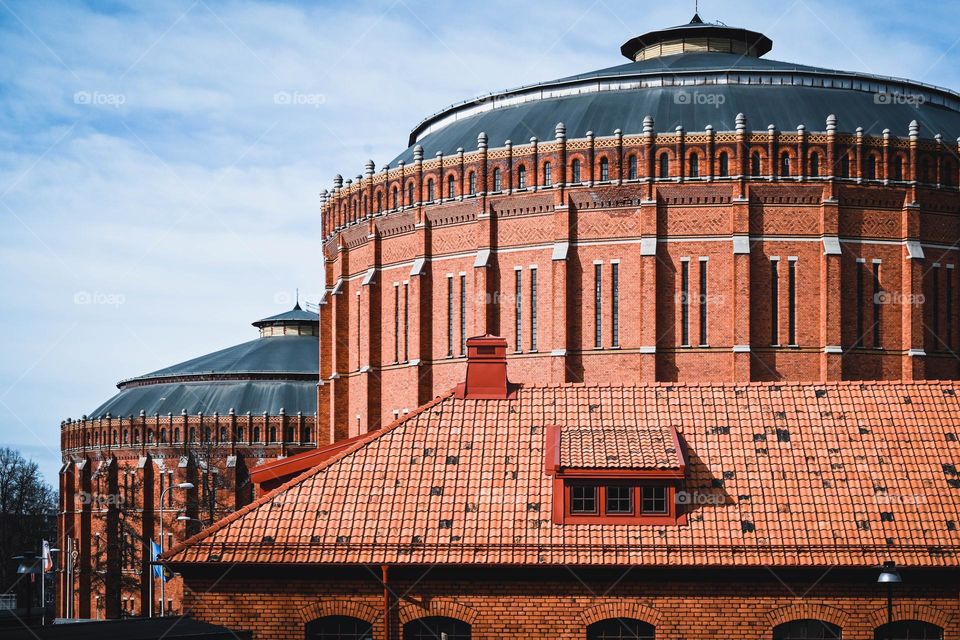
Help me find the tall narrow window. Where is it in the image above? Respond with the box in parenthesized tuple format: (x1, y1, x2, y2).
(571, 159, 581, 184)
(376, 192, 383, 213)
(447, 174, 455, 199)
(468, 171, 477, 195)
(921, 158, 931, 183)
(718, 151, 729, 177)
(594, 263, 602, 348)
(394, 284, 400, 363)
(611, 262, 620, 348)
(427, 178, 435, 201)
(659, 153, 669, 178)
(681, 259, 690, 346)
(810, 152, 820, 177)
(699, 258, 709, 346)
(892, 155, 904, 181)
(543, 161, 552, 186)
(403, 282, 409, 362)
(948, 266, 955, 350)
(492, 168, 502, 191)
(770, 258, 780, 345)
(856, 259, 865, 347)
(599, 157, 609, 181)
(751, 151, 761, 176)
(514, 268, 522, 352)
(933, 263, 941, 344)
(446, 275, 454, 357)
(872, 261, 882, 348)
(517, 165, 527, 189)
(866, 155, 877, 180)
(530, 268, 538, 351)
(628, 155, 638, 180)
(788, 258, 797, 346)
(392, 186, 399, 209)
(459, 274, 466, 355)
(407, 182, 415, 205)
(688, 153, 699, 178)
(780, 152, 790, 177)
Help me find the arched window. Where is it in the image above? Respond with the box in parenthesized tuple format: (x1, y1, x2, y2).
(517, 164, 527, 189)
(447, 174, 456, 198)
(404, 617, 470, 640)
(392, 186, 399, 209)
(688, 153, 699, 178)
(159, 428, 167, 443)
(204, 426, 211, 441)
(599, 156, 609, 181)
(920, 158, 931, 183)
(468, 171, 477, 195)
(773, 619, 842, 639)
(658, 153, 669, 179)
(571, 159, 581, 183)
(305, 615, 373, 640)
(628, 155, 638, 180)
(874, 621, 943, 640)
(942, 160, 954, 187)
(492, 167, 502, 191)
(587, 618, 656, 639)
(407, 181, 415, 204)
(751, 151, 762, 177)
(865, 154, 877, 180)
(892, 155, 904, 181)
(376, 192, 383, 213)
(123, 429, 129, 444)
(718, 152, 729, 177)
(426, 178, 435, 202)
(189, 427, 196, 442)
(839, 154, 850, 178)
(173, 427, 180, 443)
(543, 161, 552, 186)
(810, 152, 820, 177)
(269, 426, 277, 442)
(253, 426, 261, 442)
(219, 426, 227, 441)
(780, 152, 791, 177)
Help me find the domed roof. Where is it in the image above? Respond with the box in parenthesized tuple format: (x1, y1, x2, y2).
(391, 15, 960, 164)
(89, 305, 319, 418)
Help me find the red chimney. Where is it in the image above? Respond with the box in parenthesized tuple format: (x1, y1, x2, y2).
(455, 335, 515, 400)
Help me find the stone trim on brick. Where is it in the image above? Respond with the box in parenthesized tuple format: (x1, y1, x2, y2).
(766, 603, 850, 629)
(866, 603, 953, 629)
(578, 601, 662, 627)
(298, 599, 381, 624)
(397, 599, 479, 625)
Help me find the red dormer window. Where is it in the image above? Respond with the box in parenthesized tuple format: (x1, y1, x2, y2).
(546, 425, 687, 525)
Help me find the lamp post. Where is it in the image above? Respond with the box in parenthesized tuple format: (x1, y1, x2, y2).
(877, 560, 902, 633)
(156, 482, 194, 617)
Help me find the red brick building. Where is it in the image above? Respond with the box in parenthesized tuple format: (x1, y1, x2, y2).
(95, 11, 960, 638)
(58, 305, 320, 619)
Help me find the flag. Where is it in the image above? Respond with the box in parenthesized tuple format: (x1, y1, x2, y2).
(41, 540, 53, 572)
(151, 540, 173, 582)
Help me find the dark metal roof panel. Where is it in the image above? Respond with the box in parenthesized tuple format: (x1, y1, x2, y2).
(393, 82, 960, 164)
(252, 304, 319, 327)
(90, 380, 318, 417)
(124, 335, 318, 383)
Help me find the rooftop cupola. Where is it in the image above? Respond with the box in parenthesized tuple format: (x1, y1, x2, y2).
(620, 14, 773, 61)
(252, 302, 320, 337)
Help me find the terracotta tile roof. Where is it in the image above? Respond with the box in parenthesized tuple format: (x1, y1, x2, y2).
(164, 381, 960, 568)
(559, 424, 681, 469)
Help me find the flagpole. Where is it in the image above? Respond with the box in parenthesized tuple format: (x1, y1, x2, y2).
(148, 546, 153, 618)
(40, 554, 45, 626)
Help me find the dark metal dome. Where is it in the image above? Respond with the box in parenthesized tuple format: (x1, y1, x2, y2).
(390, 17, 960, 164)
(89, 305, 319, 418)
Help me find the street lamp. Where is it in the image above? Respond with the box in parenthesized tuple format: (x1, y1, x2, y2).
(877, 561, 902, 630)
(156, 481, 194, 617)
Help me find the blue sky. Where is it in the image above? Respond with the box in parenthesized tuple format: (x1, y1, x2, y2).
(1, 0, 959, 485)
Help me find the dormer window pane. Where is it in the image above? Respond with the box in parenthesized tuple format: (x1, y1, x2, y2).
(606, 485, 633, 514)
(571, 484, 597, 513)
(641, 485, 667, 514)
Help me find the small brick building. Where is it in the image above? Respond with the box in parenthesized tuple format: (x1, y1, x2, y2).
(165, 337, 960, 639)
